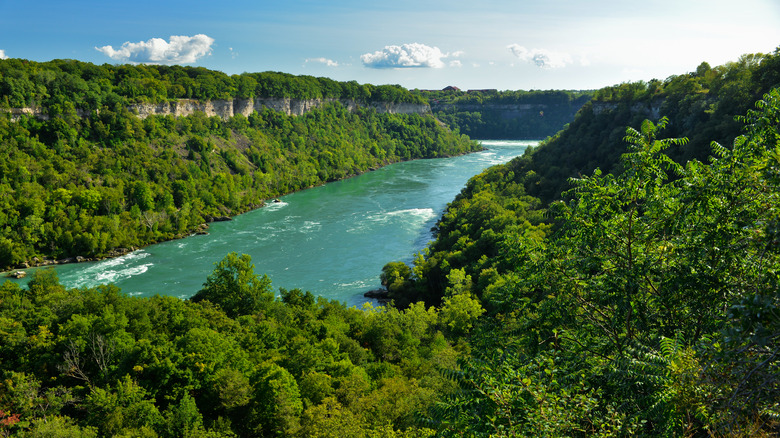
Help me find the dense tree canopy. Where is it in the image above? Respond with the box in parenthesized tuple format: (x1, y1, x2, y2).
(0, 59, 424, 108)
(382, 49, 780, 436)
(424, 89, 780, 436)
(0, 256, 473, 437)
(2, 49, 779, 437)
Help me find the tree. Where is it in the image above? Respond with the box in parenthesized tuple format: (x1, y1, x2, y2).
(438, 293, 484, 336)
(129, 181, 154, 212)
(190, 253, 273, 317)
(704, 88, 780, 431)
(380, 261, 412, 292)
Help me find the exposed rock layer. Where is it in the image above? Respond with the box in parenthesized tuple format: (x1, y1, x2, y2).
(4, 98, 430, 121)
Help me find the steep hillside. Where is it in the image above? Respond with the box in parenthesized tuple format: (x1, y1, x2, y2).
(418, 89, 593, 139)
(382, 49, 780, 436)
(523, 52, 780, 203)
(390, 50, 780, 306)
(0, 60, 478, 270)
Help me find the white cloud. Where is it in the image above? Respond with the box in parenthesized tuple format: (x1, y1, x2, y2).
(96, 34, 214, 64)
(361, 43, 448, 69)
(305, 57, 339, 67)
(0, 50, 7, 60)
(507, 44, 572, 69)
(449, 60, 463, 68)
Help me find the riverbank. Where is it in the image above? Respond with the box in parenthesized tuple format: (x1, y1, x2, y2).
(1, 141, 530, 304)
(1, 207, 251, 275)
(1, 146, 486, 276)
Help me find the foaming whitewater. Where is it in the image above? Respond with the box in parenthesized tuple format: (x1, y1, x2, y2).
(61, 251, 153, 288)
(8, 140, 536, 306)
(365, 208, 436, 226)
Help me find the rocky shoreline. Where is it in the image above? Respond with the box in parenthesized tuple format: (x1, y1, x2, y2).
(363, 288, 391, 303)
(0, 204, 254, 277)
(1, 147, 481, 280)
(3, 246, 137, 278)
(2, 220, 224, 277)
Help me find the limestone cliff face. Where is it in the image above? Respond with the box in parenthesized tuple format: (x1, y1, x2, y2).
(589, 99, 663, 120)
(433, 102, 543, 113)
(4, 98, 430, 121)
(431, 102, 571, 120)
(129, 98, 430, 119)
(430, 99, 663, 125)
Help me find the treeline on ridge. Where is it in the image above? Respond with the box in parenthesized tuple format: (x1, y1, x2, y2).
(0, 59, 479, 270)
(0, 58, 425, 108)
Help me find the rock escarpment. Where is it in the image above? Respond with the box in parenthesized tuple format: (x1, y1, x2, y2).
(4, 98, 430, 121)
(589, 99, 663, 120)
(131, 98, 430, 119)
(431, 101, 580, 121)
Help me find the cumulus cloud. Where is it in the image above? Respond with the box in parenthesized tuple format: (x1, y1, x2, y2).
(0, 50, 7, 60)
(361, 43, 448, 69)
(305, 57, 339, 67)
(507, 44, 572, 69)
(96, 34, 214, 64)
(449, 60, 463, 68)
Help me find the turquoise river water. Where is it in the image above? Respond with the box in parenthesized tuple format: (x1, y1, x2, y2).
(8, 140, 535, 307)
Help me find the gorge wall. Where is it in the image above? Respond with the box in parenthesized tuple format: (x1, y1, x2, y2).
(3, 98, 431, 121)
(431, 102, 551, 117)
(428, 98, 593, 139)
(588, 99, 663, 120)
(131, 97, 430, 119)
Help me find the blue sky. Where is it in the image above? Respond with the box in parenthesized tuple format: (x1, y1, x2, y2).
(1, 0, 778, 91)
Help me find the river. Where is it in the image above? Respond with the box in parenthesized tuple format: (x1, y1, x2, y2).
(8, 140, 535, 306)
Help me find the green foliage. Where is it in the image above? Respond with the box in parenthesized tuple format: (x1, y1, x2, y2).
(0, 60, 424, 107)
(0, 60, 479, 269)
(438, 293, 484, 336)
(84, 375, 164, 436)
(491, 49, 780, 206)
(380, 261, 412, 294)
(427, 344, 637, 437)
(191, 252, 273, 317)
(406, 57, 780, 434)
(0, 253, 467, 437)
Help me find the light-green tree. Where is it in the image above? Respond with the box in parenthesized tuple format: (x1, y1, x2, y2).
(190, 252, 273, 318)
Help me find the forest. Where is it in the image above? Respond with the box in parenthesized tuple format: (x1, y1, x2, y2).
(383, 49, 780, 435)
(0, 49, 779, 437)
(0, 59, 478, 270)
(0, 59, 425, 107)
